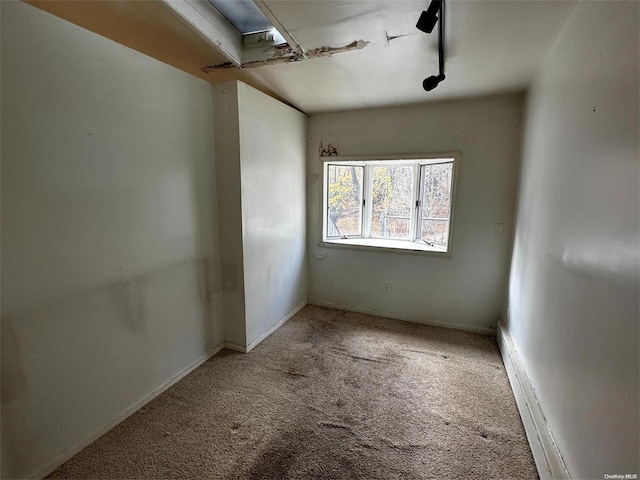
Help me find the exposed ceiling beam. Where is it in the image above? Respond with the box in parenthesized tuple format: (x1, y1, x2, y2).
(160, 0, 243, 67)
(253, 0, 307, 59)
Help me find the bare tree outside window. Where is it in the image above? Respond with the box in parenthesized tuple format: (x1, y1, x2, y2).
(371, 165, 413, 239)
(422, 163, 453, 248)
(324, 156, 456, 252)
(327, 165, 362, 237)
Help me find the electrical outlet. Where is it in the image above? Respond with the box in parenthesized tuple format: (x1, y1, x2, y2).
(494, 223, 505, 236)
(383, 284, 391, 295)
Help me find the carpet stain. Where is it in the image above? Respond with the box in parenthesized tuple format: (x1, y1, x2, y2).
(381, 438, 429, 452)
(405, 348, 447, 358)
(244, 434, 301, 479)
(318, 421, 357, 434)
(330, 346, 394, 364)
(348, 354, 390, 364)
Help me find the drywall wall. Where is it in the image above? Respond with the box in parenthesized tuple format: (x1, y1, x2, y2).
(1, 2, 222, 478)
(505, 1, 639, 478)
(212, 81, 247, 347)
(307, 94, 523, 334)
(213, 81, 308, 350)
(236, 82, 308, 347)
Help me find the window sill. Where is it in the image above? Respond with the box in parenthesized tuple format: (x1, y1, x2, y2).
(321, 238, 449, 255)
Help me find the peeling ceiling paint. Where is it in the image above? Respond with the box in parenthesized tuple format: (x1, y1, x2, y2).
(203, 40, 368, 71)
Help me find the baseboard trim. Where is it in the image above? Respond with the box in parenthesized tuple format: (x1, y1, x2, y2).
(308, 299, 495, 336)
(223, 341, 247, 353)
(222, 301, 308, 354)
(245, 301, 308, 353)
(497, 323, 570, 480)
(30, 342, 225, 480)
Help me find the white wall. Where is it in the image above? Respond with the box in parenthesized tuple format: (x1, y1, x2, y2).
(505, 1, 639, 478)
(1, 2, 223, 478)
(307, 94, 523, 334)
(213, 81, 308, 350)
(212, 82, 246, 347)
(237, 83, 308, 347)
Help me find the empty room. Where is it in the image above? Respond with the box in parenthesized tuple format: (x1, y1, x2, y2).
(1, 0, 638, 479)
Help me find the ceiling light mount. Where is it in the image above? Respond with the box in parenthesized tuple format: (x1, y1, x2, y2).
(416, 0, 442, 34)
(417, 0, 446, 91)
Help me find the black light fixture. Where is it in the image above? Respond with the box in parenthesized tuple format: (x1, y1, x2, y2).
(423, 73, 445, 92)
(416, 0, 442, 34)
(417, 0, 446, 91)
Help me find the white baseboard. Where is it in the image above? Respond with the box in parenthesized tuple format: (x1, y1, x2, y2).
(223, 341, 247, 353)
(497, 323, 570, 480)
(223, 301, 308, 353)
(308, 299, 495, 336)
(245, 301, 308, 353)
(30, 342, 225, 480)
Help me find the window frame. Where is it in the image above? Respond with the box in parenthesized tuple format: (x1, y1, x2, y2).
(321, 153, 460, 255)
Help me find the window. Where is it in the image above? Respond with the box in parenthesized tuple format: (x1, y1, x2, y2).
(208, 0, 275, 35)
(323, 155, 458, 253)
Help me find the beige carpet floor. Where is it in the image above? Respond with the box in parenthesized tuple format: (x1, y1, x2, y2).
(49, 305, 538, 479)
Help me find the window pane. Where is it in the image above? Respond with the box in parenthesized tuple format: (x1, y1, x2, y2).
(422, 163, 453, 247)
(327, 165, 363, 237)
(371, 165, 414, 239)
(207, 0, 273, 34)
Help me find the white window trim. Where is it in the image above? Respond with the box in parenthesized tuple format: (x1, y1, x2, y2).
(321, 152, 460, 255)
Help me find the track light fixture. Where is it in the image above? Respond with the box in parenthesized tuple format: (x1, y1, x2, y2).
(416, 0, 442, 34)
(417, 0, 446, 91)
(423, 73, 445, 92)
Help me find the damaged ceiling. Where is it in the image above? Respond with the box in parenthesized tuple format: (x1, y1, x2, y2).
(26, 0, 578, 114)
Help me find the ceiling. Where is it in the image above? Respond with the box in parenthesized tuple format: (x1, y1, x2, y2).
(26, 0, 579, 114)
